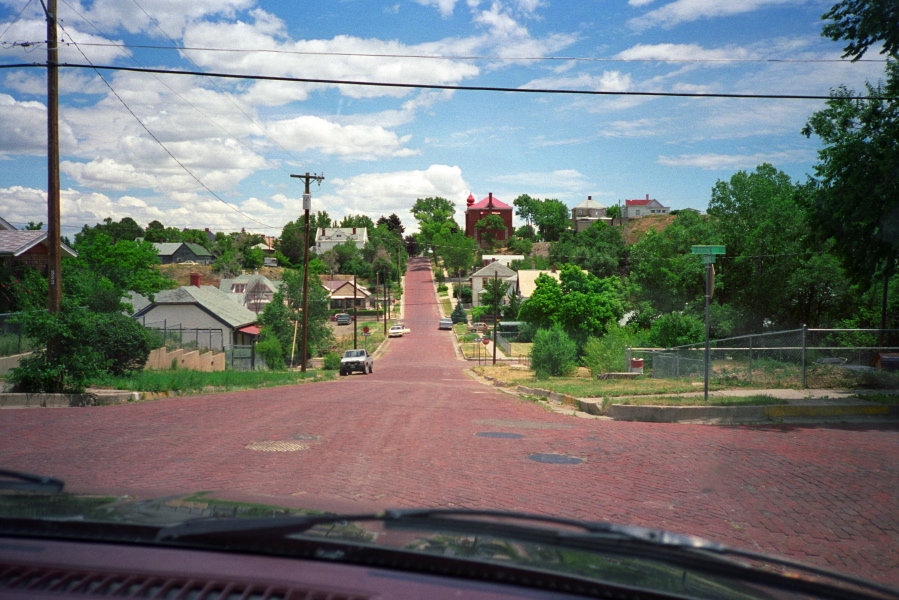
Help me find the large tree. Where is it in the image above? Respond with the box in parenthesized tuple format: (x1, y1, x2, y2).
(550, 221, 628, 279)
(822, 0, 899, 60)
(532, 198, 570, 242)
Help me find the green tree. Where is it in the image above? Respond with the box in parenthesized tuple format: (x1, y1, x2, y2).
(277, 218, 309, 266)
(475, 214, 506, 250)
(339, 214, 375, 230)
(313, 211, 334, 229)
(628, 210, 720, 314)
(479, 276, 510, 313)
(513, 194, 539, 227)
(801, 61, 899, 332)
(377, 213, 405, 237)
(532, 198, 570, 242)
(412, 197, 455, 224)
(649, 312, 705, 348)
(518, 264, 624, 341)
(550, 221, 628, 279)
(258, 269, 332, 362)
(605, 205, 621, 224)
(67, 228, 171, 310)
(822, 0, 899, 60)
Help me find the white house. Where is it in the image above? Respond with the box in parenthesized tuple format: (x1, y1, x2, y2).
(622, 195, 670, 218)
(314, 227, 369, 254)
(470, 261, 517, 308)
(571, 196, 610, 232)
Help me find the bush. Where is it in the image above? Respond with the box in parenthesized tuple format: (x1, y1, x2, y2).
(323, 352, 342, 370)
(89, 313, 154, 375)
(437, 283, 448, 294)
(582, 326, 634, 377)
(255, 337, 286, 370)
(650, 312, 705, 348)
(458, 286, 472, 303)
(530, 324, 577, 379)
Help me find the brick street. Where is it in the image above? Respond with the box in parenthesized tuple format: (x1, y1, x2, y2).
(1, 256, 897, 586)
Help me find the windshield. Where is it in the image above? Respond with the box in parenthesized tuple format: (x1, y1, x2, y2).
(0, 1, 897, 598)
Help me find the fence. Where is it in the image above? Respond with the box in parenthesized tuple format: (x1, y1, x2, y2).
(628, 328, 899, 388)
(225, 345, 268, 371)
(0, 312, 33, 357)
(138, 318, 225, 351)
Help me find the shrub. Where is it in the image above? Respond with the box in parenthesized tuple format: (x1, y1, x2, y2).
(530, 324, 577, 379)
(650, 312, 705, 348)
(254, 337, 286, 370)
(323, 352, 342, 370)
(88, 312, 154, 375)
(459, 286, 473, 303)
(582, 326, 633, 377)
(437, 283, 448, 294)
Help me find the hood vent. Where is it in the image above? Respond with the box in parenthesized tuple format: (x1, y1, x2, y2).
(0, 565, 370, 600)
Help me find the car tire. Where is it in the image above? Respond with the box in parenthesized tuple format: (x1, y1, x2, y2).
(368, 364, 373, 374)
(339, 371, 347, 376)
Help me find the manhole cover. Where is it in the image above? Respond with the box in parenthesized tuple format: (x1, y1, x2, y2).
(246, 441, 309, 452)
(528, 453, 583, 464)
(476, 432, 525, 439)
(474, 419, 572, 430)
(290, 434, 320, 441)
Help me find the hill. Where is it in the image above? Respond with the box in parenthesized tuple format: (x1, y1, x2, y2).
(621, 214, 677, 245)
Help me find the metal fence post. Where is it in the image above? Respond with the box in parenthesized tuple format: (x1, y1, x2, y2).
(748, 333, 753, 382)
(801, 325, 808, 388)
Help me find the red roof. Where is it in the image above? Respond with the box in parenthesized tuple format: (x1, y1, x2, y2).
(468, 195, 512, 210)
(626, 199, 653, 206)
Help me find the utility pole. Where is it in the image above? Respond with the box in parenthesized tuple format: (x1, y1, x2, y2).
(492, 271, 498, 365)
(46, 0, 61, 313)
(353, 274, 358, 349)
(290, 172, 324, 372)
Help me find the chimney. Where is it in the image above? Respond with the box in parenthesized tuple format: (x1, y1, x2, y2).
(189, 273, 201, 288)
(488, 192, 494, 209)
(588, 195, 592, 201)
(646, 194, 650, 200)
(353, 227, 356, 235)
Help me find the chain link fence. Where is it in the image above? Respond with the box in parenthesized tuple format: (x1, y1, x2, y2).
(629, 328, 899, 387)
(0, 312, 36, 357)
(138, 318, 225, 351)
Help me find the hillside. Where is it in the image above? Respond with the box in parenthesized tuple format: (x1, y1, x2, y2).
(620, 214, 677, 245)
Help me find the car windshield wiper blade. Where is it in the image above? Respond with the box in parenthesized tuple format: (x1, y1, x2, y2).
(0, 469, 65, 493)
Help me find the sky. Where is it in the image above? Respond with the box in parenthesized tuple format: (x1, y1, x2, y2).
(0, 0, 890, 237)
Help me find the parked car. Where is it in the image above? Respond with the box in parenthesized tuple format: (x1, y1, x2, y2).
(334, 313, 353, 325)
(439, 318, 454, 330)
(339, 349, 372, 375)
(469, 322, 488, 333)
(388, 324, 404, 337)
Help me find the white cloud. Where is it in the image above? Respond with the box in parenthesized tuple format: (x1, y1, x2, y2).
(490, 169, 588, 191)
(267, 115, 418, 161)
(616, 43, 752, 62)
(414, 0, 460, 18)
(629, 0, 806, 30)
(657, 149, 814, 170)
(521, 70, 634, 92)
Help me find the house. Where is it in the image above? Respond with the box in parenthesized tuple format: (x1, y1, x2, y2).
(516, 268, 562, 302)
(469, 261, 516, 307)
(153, 242, 213, 265)
(219, 273, 282, 314)
(314, 228, 369, 254)
(622, 194, 670, 218)
(571, 196, 611, 232)
(319, 275, 373, 311)
(480, 255, 524, 268)
(133, 274, 258, 350)
(0, 229, 78, 272)
(464, 193, 514, 248)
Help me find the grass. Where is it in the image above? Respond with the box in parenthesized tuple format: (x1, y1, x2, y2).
(854, 392, 899, 404)
(611, 394, 783, 406)
(94, 367, 332, 394)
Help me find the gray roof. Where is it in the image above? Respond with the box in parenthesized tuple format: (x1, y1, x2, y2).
(219, 274, 282, 294)
(153, 242, 211, 257)
(0, 230, 77, 257)
(573, 198, 607, 210)
(140, 285, 257, 328)
(471, 261, 516, 278)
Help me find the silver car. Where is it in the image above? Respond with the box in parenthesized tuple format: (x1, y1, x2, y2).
(438, 318, 454, 330)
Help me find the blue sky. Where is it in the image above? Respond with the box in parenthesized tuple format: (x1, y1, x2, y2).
(0, 0, 889, 236)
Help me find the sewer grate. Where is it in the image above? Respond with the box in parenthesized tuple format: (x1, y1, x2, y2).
(290, 433, 320, 441)
(245, 441, 309, 452)
(528, 453, 583, 464)
(476, 432, 525, 439)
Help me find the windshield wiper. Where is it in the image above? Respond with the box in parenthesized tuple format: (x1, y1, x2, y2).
(155, 508, 899, 600)
(0, 469, 65, 493)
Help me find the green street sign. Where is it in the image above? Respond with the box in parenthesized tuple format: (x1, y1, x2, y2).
(691, 245, 726, 255)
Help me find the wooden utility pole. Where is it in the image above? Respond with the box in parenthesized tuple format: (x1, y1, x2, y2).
(46, 0, 61, 313)
(290, 172, 324, 371)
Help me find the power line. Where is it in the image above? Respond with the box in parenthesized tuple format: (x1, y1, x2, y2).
(47, 41, 893, 63)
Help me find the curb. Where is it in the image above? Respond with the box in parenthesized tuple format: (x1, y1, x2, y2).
(591, 402, 899, 424)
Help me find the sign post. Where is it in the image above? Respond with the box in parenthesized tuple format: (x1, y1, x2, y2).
(691, 246, 726, 402)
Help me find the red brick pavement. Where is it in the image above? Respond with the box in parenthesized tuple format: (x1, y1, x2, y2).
(1, 256, 897, 586)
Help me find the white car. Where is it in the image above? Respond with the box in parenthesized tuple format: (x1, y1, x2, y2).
(388, 324, 404, 337)
(339, 349, 373, 375)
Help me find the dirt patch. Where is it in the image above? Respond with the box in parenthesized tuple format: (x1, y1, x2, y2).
(621, 214, 677, 245)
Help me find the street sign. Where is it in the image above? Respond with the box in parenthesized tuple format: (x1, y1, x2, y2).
(482, 338, 490, 346)
(362, 332, 371, 337)
(362, 326, 370, 333)
(691, 245, 725, 255)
